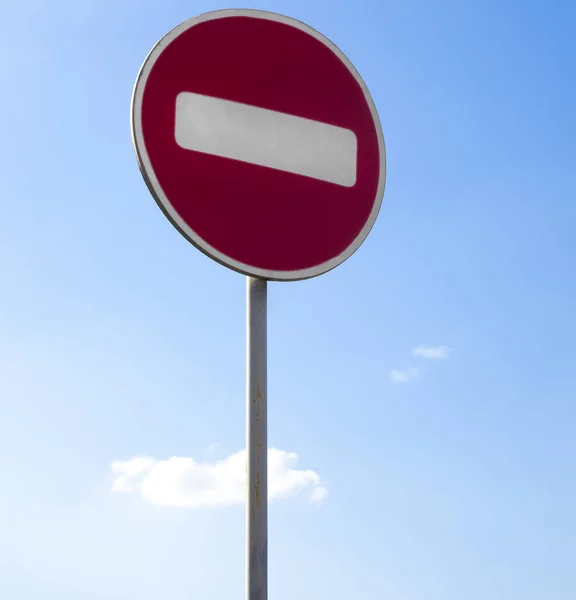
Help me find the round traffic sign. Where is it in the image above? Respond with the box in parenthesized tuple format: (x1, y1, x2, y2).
(132, 9, 385, 281)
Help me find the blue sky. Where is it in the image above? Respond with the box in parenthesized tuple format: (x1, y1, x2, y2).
(1, 0, 576, 598)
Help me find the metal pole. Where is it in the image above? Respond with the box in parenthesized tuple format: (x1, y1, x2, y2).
(246, 277, 267, 600)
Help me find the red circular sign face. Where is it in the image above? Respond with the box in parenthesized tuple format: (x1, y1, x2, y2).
(132, 9, 385, 281)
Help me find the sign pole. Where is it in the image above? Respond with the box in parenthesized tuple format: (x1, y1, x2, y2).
(246, 276, 268, 600)
(132, 13, 385, 597)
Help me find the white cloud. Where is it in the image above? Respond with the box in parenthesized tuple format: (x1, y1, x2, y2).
(311, 486, 329, 505)
(111, 448, 326, 508)
(389, 367, 419, 384)
(412, 345, 451, 360)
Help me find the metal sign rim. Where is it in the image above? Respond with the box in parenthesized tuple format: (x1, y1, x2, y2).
(131, 8, 386, 281)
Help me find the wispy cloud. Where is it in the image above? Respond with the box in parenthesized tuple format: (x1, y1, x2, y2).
(389, 367, 419, 384)
(111, 448, 326, 508)
(412, 345, 451, 360)
(311, 486, 329, 505)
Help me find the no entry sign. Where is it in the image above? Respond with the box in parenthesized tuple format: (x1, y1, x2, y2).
(132, 9, 386, 280)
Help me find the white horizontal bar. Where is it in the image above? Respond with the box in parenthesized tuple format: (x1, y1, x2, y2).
(175, 92, 357, 187)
